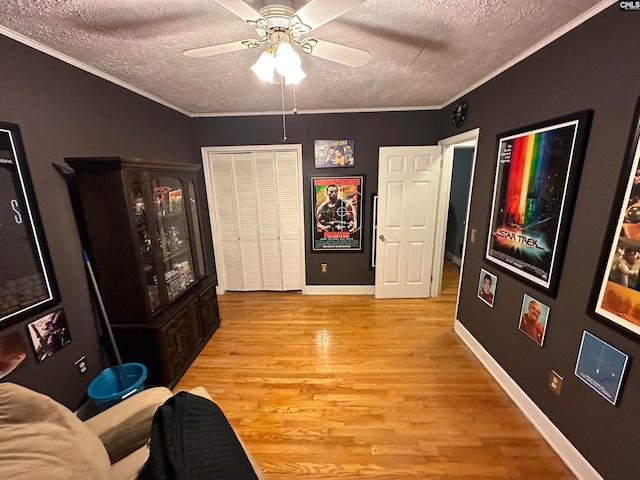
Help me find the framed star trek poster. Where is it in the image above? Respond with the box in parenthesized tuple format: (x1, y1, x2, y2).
(594, 98, 640, 336)
(485, 110, 592, 294)
(0, 121, 58, 326)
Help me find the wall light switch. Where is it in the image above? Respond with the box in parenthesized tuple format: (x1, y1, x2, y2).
(549, 370, 563, 395)
(470, 228, 476, 243)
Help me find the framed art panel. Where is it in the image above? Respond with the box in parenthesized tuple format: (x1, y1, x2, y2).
(486, 110, 593, 293)
(0, 121, 58, 325)
(312, 176, 363, 251)
(574, 331, 628, 406)
(314, 140, 355, 168)
(370, 194, 378, 268)
(594, 98, 640, 335)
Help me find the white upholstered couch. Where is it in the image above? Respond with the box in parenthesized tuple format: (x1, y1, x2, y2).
(0, 382, 265, 479)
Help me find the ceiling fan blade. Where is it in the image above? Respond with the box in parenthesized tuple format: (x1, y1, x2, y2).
(306, 40, 371, 68)
(294, 0, 366, 31)
(213, 0, 264, 23)
(183, 40, 254, 58)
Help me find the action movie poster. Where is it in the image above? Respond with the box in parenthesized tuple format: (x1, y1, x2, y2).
(314, 140, 355, 168)
(27, 309, 71, 362)
(312, 176, 363, 251)
(595, 98, 640, 336)
(574, 331, 628, 406)
(486, 112, 592, 291)
(0, 123, 57, 324)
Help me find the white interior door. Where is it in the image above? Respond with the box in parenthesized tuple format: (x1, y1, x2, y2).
(375, 146, 443, 298)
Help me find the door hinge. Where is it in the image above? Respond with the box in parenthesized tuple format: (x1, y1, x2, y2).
(440, 158, 443, 168)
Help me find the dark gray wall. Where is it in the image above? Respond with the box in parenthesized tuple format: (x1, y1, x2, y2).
(440, 6, 640, 480)
(445, 147, 474, 259)
(193, 111, 442, 285)
(0, 34, 197, 409)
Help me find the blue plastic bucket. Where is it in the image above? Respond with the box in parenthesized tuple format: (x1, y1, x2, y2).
(87, 363, 147, 411)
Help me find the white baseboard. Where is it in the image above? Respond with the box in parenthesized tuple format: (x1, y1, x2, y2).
(304, 285, 375, 295)
(454, 320, 603, 480)
(444, 251, 461, 266)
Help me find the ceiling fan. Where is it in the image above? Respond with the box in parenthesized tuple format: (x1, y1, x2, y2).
(183, 0, 370, 84)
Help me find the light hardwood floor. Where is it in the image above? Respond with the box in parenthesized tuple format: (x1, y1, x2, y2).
(175, 262, 576, 479)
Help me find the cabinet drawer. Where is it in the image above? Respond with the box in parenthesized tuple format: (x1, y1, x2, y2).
(198, 284, 219, 336)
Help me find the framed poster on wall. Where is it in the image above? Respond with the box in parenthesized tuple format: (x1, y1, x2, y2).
(594, 98, 640, 336)
(485, 110, 592, 294)
(0, 121, 58, 325)
(312, 176, 363, 251)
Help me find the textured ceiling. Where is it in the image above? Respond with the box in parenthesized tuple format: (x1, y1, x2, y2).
(0, 0, 611, 116)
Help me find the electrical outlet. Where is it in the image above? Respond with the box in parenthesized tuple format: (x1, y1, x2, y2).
(470, 228, 476, 243)
(320, 263, 328, 273)
(549, 370, 563, 395)
(75, 356, 88, 375)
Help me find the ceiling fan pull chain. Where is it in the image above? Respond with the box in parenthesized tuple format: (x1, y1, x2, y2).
(293, 83, 298, 114)
(281, 76, 287, 143)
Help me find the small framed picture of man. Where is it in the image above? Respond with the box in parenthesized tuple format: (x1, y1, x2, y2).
(477, 269, 497, 307)
(518, 294, 550, 346)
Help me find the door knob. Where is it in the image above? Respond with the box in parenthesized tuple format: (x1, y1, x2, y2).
(379, 234, 385, 242)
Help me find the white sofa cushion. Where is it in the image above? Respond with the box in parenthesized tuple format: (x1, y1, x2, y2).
(0, 382, 111, 480)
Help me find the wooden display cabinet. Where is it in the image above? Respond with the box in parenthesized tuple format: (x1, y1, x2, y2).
(65, 157, 219, 387)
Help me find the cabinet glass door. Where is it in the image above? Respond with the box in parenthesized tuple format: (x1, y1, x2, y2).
(188, 180, 206, 279)
(152, 176, 196, 302)
(130, 180, 161, 312)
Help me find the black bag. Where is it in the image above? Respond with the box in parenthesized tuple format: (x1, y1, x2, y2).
(138, 392, 259, 480)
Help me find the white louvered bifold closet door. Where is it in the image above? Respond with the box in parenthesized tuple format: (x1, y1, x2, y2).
(275, 150, 303, 290)
(254, 151, 284, 290)
(206, 148, 303, 292)
(207, 154, 242, 290)
(231, 153, 263, 291)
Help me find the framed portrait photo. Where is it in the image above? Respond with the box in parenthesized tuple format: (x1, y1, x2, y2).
(0, 121, 58, 325)
(518, 293, 550, 347)
(486, 110, 593, 294)
(594, 98, 640, 336)
(477, 268, 497, 307)
(311, 176, 363, 251)
(27, 309, 71, 362)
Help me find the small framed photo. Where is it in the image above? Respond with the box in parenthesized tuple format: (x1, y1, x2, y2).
(0, 330, 28, 380)
(314, 140, 355, 168)
(518, 294, 550, 346)
(575, 331, 629, 405)
(26, 309, 71, 362)
(477, 269, 497, 307)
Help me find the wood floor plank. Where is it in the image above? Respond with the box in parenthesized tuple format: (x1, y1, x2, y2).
(174, 262, 576, 479)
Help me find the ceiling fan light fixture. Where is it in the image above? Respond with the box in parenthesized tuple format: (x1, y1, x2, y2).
(250, 50, 276, 83)
(284, 65, 306, 85)
(274, 41, 301, 77)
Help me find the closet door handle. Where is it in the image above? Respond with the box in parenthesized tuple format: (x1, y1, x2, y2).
(379, 234, 386, 242)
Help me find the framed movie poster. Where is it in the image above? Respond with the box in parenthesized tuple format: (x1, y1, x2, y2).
(312, 176, 363, 251)
(595, 98, 640, 336)
(486, 110, 592, 293)
(0, 121, 58, 325)
(314, 140, 355, 168)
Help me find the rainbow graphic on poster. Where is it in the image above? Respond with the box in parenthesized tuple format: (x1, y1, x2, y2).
(487, 121, 580, 287)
